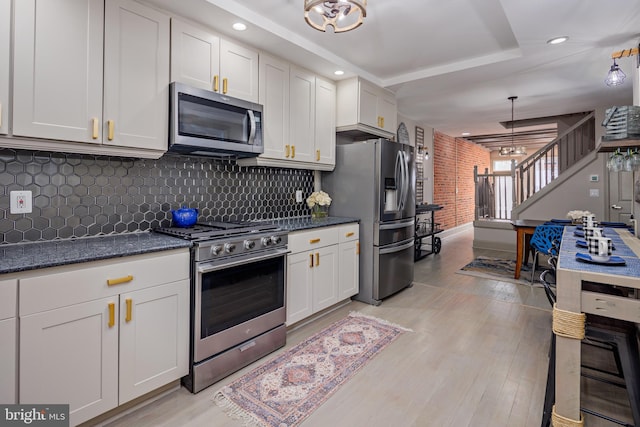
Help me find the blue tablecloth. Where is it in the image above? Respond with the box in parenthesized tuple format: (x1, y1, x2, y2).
(558, 226, 640, 278)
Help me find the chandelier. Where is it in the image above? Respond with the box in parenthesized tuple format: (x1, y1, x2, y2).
(605, 44, 639, 87)
(499, 96, 527, 157)
(304, 0, 367, 33)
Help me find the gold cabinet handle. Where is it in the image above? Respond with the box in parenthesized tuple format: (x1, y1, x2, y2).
(315, 252, 320, 266)
(346, 232, 354, 238)
(223, 77, 228, 94)
(107, 275, 134, 286)
(309, 253, 314, 268)
(285, 145, 290, 158)
(92, 118, 99, 139)
(125, 298, 132, 322)
(316, 149, 320, 161)
(309, 238, 320, 244)
(108, 302, 115, 328)
(356, 241, 360, 255)
(291, 145, 295, 158)
(213, 75, 219, 92)
(107, 120, 114, 141)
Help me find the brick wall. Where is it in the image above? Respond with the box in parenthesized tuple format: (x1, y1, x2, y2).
(433, 131, 490, 230)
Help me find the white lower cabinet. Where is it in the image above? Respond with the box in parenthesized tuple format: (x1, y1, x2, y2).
(0, 279, 17, 404)
(286, 223, 358, 326)
(338, 224, 360, 300)
(18, 250, 190, 426)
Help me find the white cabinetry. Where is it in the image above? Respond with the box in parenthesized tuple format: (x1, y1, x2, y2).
(171, 18, 258, 102)
(239, 62, 336, 171)
(0, 0, 10, 135)
(286, 223, 358, 326)
(336, 76, 397, 139)
(19, 250, 189, 426)
(11, 0, 169, 158)
(338, 223, 360, 300)
(0, 279, 17, 404)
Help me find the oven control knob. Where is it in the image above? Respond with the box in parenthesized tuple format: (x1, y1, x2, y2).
(211, 245, 223, 256)
(224, 243, 236, 253)
(261, 237, 272, 247)
(270, 236, 282, 245)
(244, 240, 255, 250)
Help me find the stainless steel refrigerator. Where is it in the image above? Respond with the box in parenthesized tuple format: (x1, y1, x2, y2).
(323, 138, 415, 305)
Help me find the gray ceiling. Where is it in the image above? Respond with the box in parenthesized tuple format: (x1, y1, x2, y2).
(148, 0, 640, 151)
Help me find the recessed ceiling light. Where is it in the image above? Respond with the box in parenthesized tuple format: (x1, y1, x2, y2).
(547, 36, 568, 45)
(232, 22, 247, 31)
(334, 70, 344, 76)
(461, 132, 470, 136)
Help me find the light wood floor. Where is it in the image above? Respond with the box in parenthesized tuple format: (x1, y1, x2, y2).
(102, 228, 634, 427)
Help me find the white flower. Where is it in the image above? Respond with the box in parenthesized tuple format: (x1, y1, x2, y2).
(306, 191, 332, 208)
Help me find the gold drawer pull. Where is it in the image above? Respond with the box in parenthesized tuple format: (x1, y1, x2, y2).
(92, 118, 99, 139)
(345, 232, 354, 237)
(309, 238, 320, 244)
(315, 252, 319, 266)
(223, 77, 228, 94)
(108, 302, 115, 328)
(107, 120, 114, 140)
(125, 298, 132, 322)
(107, 275, 134, 286)
(291, 145, 296, 158)
(213, 75, 219, 92)
(309, 253, 314, 267)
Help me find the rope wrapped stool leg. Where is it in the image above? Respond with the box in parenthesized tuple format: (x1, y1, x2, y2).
(552, 405, 584, 427)
(552, 304, 585, 340)
(550, 305, 585, 426)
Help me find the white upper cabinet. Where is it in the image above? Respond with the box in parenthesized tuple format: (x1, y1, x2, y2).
(170, 18, 258, 103)
(336, 76, 397, 139)
(239, 61, 336, 171)
(103, 0, 170, 151)
(289, 66, 316, 164)
(13, 0, 105, 143)
(315, 76, 336, 166)
(258, 53, 290, 160)
(0, 0, 10, 135)
(170, 19, 220, 92)
(12, 0, 169, 158)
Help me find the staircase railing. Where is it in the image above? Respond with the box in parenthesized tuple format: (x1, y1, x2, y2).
(474, 112, 596, 220)
(513, 112, 595, 207)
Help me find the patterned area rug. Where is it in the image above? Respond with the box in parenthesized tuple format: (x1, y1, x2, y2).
(213, 312, 411, 427)
(457, 256, 547, 285)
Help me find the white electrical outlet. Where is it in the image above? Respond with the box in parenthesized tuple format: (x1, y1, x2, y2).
(295, 190, 303, 203)
(10, 191, 33, 214)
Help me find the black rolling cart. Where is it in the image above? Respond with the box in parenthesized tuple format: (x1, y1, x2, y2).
(414, 204, 443, 260)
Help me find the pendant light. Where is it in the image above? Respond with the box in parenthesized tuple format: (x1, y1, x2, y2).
(499, 96, 527, 157)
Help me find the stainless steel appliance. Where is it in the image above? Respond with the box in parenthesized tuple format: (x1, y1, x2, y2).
(323, 138, 415, 305)
(154, 221, 288, 393)
(169, 82, 263, 158)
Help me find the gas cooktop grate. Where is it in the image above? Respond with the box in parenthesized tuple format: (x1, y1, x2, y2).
(154, 221, 279, 241)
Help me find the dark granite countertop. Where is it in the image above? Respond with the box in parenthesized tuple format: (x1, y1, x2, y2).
(261, 216, 360, 232)
(0, 232, 192, 274)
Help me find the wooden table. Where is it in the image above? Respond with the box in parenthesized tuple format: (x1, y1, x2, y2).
(555, 227, 640, 425)
(511, 219, 545, 279)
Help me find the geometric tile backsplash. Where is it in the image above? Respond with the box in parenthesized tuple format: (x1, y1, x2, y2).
(0, 148, 314, 244)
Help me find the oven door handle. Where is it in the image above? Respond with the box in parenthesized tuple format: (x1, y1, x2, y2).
(197, 248, 290, 274)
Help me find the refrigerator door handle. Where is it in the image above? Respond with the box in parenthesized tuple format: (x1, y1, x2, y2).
(395, 150, 403, 211)
(399, 151, 408, 211)
(379, 239, 415, 255)
(378, 218, 415, 230)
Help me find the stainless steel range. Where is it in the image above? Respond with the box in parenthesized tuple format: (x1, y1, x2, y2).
(154, 221, 288, 393)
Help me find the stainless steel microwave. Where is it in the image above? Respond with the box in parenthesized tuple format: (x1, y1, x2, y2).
(169, 82, 263, 158)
